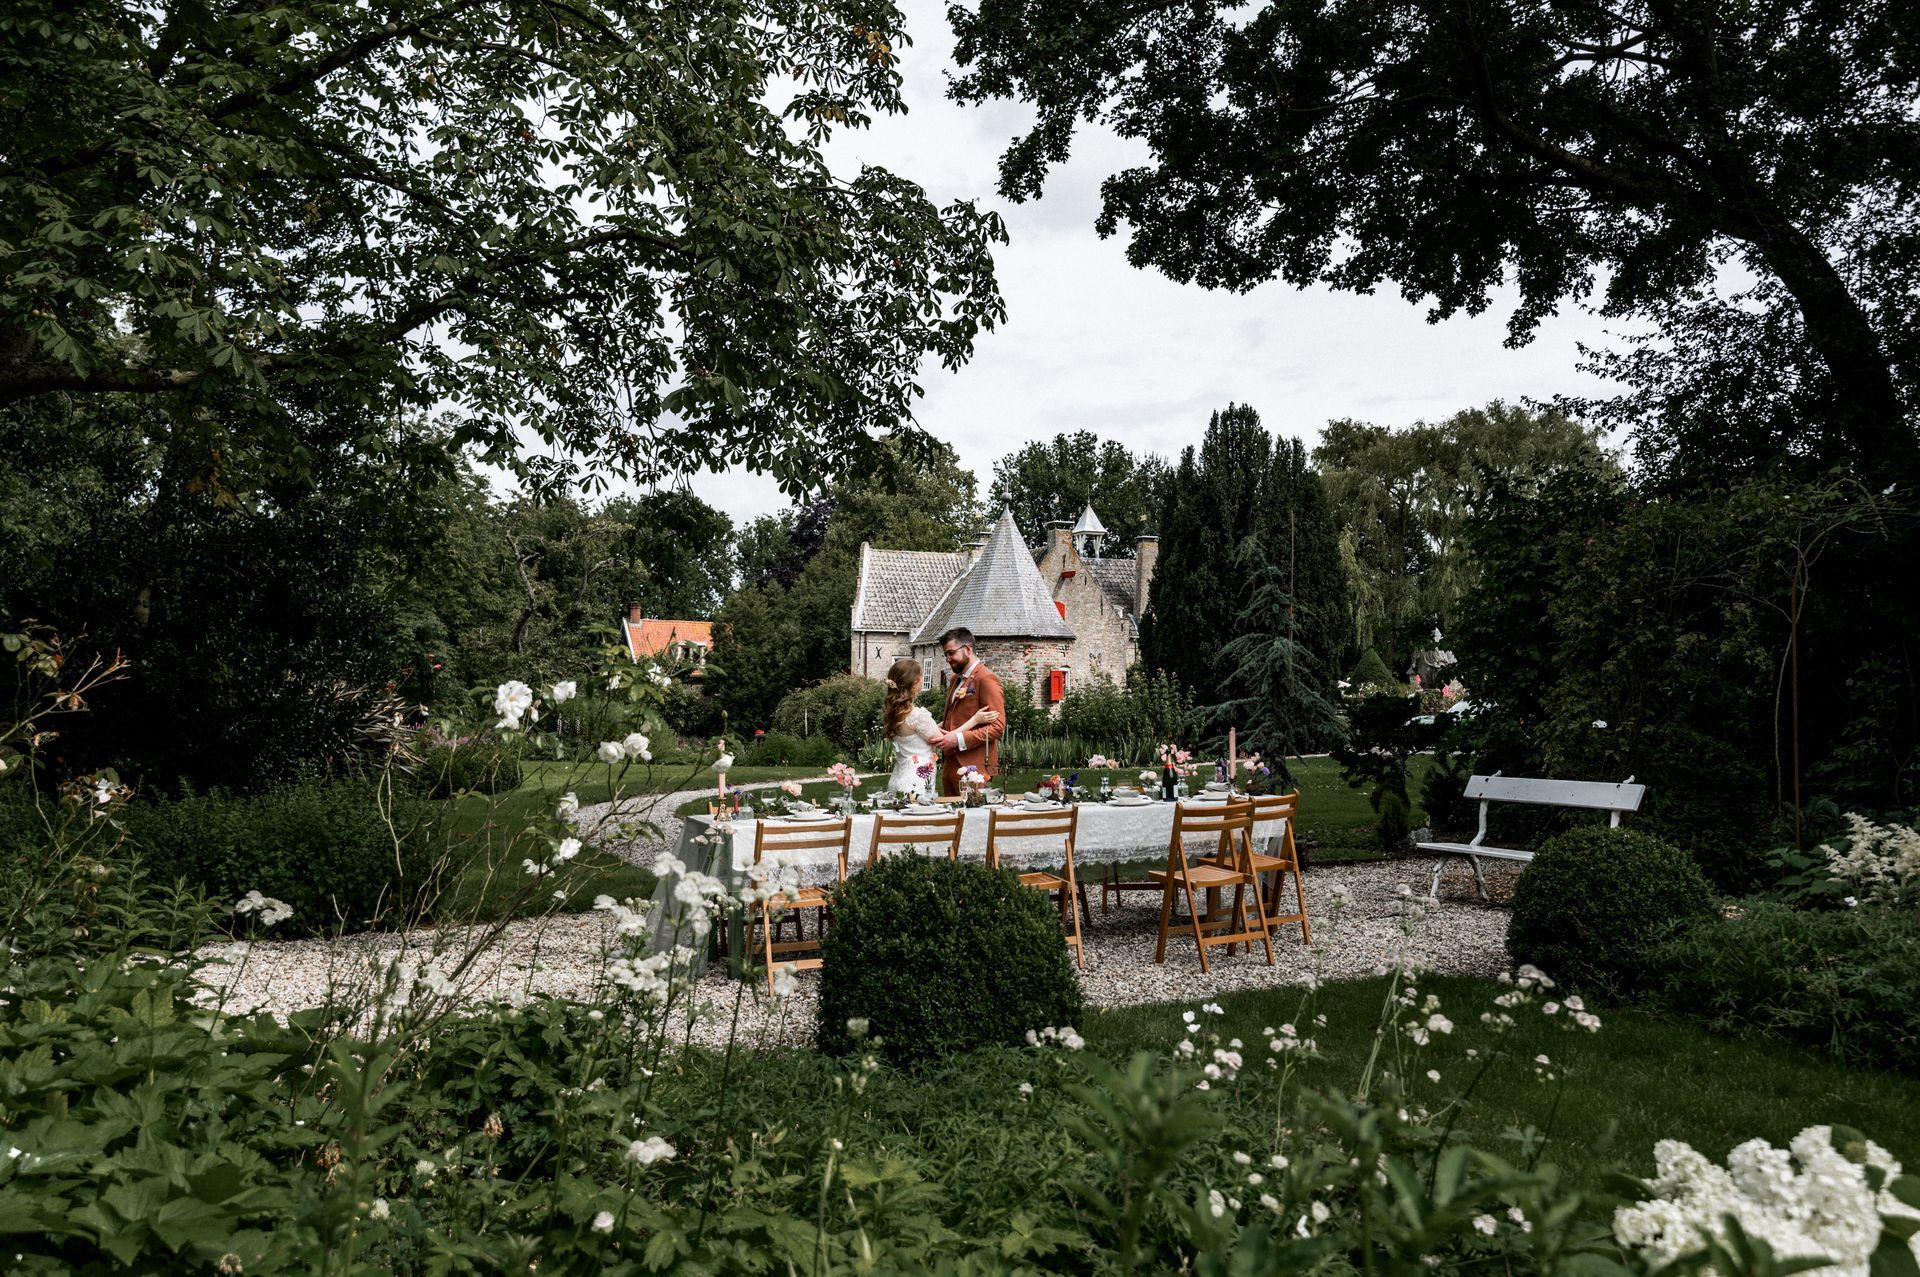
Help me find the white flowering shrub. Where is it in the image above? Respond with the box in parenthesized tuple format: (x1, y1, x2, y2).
(1821, 814, 1920, 910)
(1614, 1125, 1920, 1277)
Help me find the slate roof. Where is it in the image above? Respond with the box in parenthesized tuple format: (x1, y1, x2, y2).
(850, 546, 970, 633)
(1082, 558, 1138, 614)
(911, 508, 1075, 643)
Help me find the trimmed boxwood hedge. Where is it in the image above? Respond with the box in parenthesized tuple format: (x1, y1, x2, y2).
(1507, 825, 1715, 1000)
(815, 854, 1082, 1066)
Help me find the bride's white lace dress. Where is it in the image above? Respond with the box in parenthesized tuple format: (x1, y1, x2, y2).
(886, 705, 942, 798)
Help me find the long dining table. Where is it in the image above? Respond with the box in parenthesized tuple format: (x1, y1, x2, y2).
(638, 798, 1288, 978)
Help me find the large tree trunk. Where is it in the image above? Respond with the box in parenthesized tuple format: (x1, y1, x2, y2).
(1743, 219, 1918, 483)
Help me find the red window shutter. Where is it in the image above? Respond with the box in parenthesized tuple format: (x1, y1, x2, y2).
(1049, 669, 1065, 702)
(1055, 600, 1067, 619)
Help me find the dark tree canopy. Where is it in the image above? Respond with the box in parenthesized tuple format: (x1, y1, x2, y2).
(987, 430, 1169, 554)
(602, 490, 734, 620)
(947, 0, 1920, 481)
(1141, 405, 1347, 746)
(4, 0, 1006, 494)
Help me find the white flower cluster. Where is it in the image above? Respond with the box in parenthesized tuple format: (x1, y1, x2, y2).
(233, 891, 293, 928)
(1024, 1025, 1086, 1051)
(1822, 813, 1920, 908)
(626, 1135, 677, 1166)
(1264, 1021, 1320, 1061)
(604, 947, 694, 1005)
(596, 732, 652, 765)
(1614, 1125, 1920, 1277)
(591, 894, 651, 938)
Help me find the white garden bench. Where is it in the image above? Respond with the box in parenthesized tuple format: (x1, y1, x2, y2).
(1420, 773, 1646, 902)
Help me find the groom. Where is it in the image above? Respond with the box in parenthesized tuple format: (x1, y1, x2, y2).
(927, 626, 1005, 796)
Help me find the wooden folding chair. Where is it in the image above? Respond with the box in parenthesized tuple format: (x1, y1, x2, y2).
(1202, 791, 1310, 944)
(868, 810, 965, 864)
(987, 807, 1086, 967)
(1149, 799, 1273, 972)
(750, 817, 852, 995)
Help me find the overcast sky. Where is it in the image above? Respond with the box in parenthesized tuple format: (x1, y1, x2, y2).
(673, 0, 1628, 527)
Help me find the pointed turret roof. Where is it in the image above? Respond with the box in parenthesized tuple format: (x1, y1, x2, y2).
(911, 508, 1074, 643)
(1071, 504, 1108, 537)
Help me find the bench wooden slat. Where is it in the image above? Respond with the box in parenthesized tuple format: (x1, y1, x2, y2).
(1415, 840, 1533, 863)
(1463, 775, 1645, 811)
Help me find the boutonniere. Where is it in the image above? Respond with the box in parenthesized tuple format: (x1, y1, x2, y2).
(953, 677, 972, 701)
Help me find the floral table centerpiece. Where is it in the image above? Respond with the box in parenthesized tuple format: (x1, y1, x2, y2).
(827, 761, 859, 811)
(958, 764, 988, 807)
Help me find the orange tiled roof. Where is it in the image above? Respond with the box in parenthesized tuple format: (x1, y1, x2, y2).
(623, 618, 713, 663)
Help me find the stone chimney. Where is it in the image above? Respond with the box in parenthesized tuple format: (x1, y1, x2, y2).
(1044, 519, 1074, 568)
(1134, 535, 1159, 618)
(967, 529, 991, 563)
(627, 601, 643, 624)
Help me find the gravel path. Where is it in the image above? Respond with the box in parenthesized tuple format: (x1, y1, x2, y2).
(195, 858, 1516, 1048)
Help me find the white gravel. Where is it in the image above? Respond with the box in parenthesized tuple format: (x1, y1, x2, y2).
(195, 858, 1515, 1049)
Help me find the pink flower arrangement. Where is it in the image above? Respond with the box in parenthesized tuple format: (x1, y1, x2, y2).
(827, 762, 858, 789)
(1087, 754, 1113, 769)
(958, 764, 987, 790)
(915, 754, 935, 781)
(780, 780, 803, 798)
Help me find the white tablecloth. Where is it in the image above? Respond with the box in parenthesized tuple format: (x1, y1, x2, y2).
(641, 799, 1288, 974)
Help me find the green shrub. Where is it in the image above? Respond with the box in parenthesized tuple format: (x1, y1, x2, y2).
(1646, 902, 1920, 1074)
(661, 683, 726, 741)
(816, 855, 1082, 1066)
(1507, 826, 1715, 1000)
(1350, 647, 1395, 688)
(122, 780, 437, 937)
(773, 675, 887, 751)
(1376, 790, 1413, 854)
(742, 730, 837, 767)
(415, 740, 523, 798)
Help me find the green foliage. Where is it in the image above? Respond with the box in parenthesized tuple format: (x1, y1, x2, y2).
(1315, 406, 1615, 663)
(5, 0, 1006, 499)
(988, 430, 1169, 554)
(1350, 648, 1395, 689)
(1376, 791, 1413, 855)
(1456, 473, 1913, 890)
(817, 856, 1082, 1066)
(1143, 410, 1348, 730)
(1333, 686, 1438, 811)
(741, 731, 836, 768)
(1646, 902, 1920, 1075)
(1509, 827, 1717, 1001)
(772, 675, 887, 752)
(415, 741, 523, 799)
(1421, 747, 1477, 833)
(711, 438, 979, 726)
(600, 490, 735, 620)
(121, 782, 437, 938)
(947, 0, 1920, 481)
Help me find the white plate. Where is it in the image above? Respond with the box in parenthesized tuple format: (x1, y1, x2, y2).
(1019, 800, 1064, 811)
(900, 804, 948, 816)
(1109, 795, 1155, 807)
(776, 811, 837, 822)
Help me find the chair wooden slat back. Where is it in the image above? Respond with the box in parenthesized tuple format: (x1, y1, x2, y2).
(869, 811, 964, 863)
(754, 817, 855, 881)
(986, 806, 1085, 965)
(1150, 798, 1273, 972)
(985, 807, 1078, 870)
(749, 817, 852, 995)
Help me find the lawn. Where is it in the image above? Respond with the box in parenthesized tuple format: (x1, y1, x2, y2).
(1087, 974, 1920, 1194)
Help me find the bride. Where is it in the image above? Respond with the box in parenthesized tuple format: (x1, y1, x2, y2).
(881, 657, 997, 799)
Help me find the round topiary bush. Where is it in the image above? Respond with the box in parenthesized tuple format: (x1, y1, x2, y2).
(816, 855, 1083, 1066)
(1507, 825, 1716, 1001)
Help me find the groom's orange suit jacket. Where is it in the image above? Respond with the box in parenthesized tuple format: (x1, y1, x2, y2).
(940, 664, 1005, 795)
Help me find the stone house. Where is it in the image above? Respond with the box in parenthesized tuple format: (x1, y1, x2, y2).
(849, 505, 1159, 709)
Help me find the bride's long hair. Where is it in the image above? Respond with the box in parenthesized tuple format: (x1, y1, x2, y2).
(881, 658, 922, 738)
